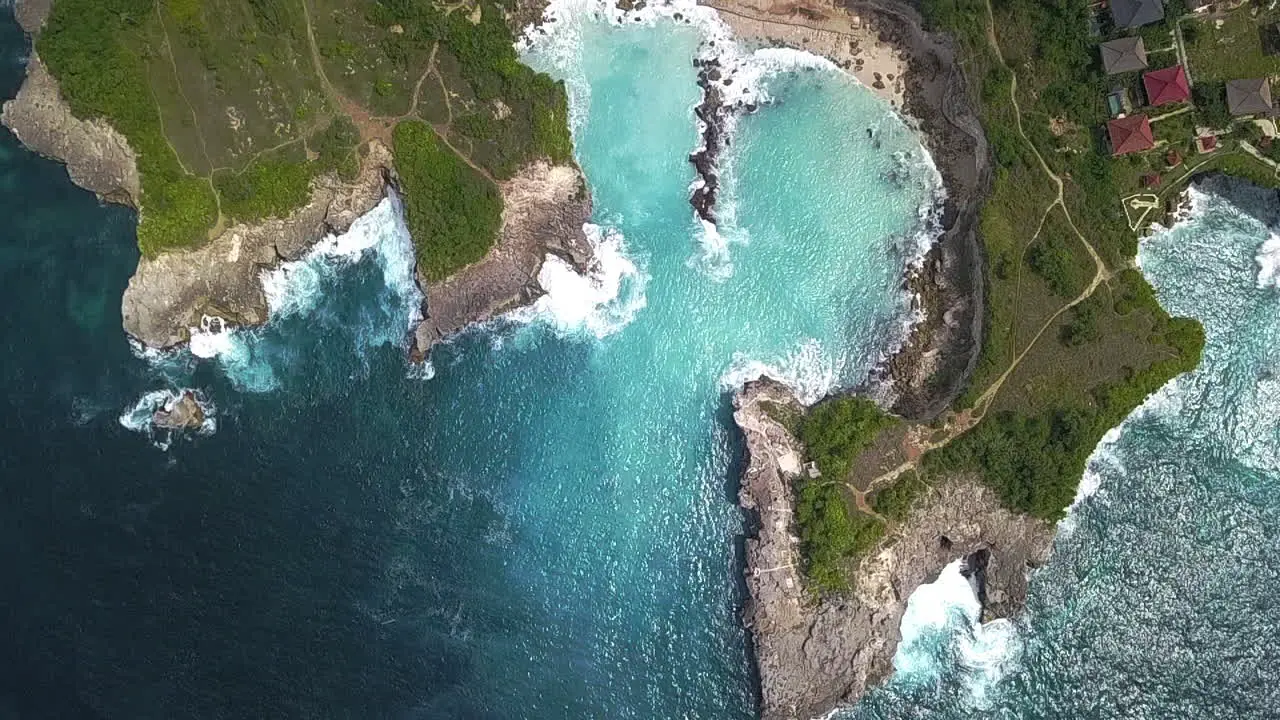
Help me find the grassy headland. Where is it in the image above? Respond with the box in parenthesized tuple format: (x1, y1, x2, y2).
(786, 0, 1278, 592)
(35, 0, 572, 270)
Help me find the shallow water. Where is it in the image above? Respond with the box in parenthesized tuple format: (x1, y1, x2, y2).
(5, 2, 1277, 716)
(0, 6, 937, 717)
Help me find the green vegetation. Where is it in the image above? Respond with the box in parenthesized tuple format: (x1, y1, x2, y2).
(357, 0, 574, 179)
(37, 0, 574, 272)
(788, 396, 896, 593)
(39, 0, 218, 255)
(872, 473, 927, 523)
(1192, 82, 1232, 131)
(1060, 294, 1103, 347)
(214, 157, 312, 222)
(924, 271, 1203, 519)
(852, 0, 1220, 523)
(1184, 7, 1280, 83)
(794, 480, 884, 593)
(393, 121, 503, 281)
(797, 396, 898, 481)
(1027, 232, 1087, 298)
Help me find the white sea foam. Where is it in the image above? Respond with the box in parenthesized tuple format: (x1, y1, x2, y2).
(509, 223, 648, 338)
(179, 196, 422, 392)
(1255, 232, 1280, 288)
(119, 388, 217, 450)
(892, 560, 1021, 707)
(720, 339, 842, 405)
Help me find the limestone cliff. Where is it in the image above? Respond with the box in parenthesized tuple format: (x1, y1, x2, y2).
(2, 52, 140, 208)
(734, 379, 1051, 720)
(121, 142, 393, 349)
(411, 161, 593, 358)
(4, 0, 592, 354)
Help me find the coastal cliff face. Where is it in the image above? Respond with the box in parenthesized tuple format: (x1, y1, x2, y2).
(1, 52, 140, 208)
(411, 161, 593, 358)
(121, 142, 393, 349)
(3, 0, 593, 354)
(847, 0, 989, 421)
(734, 379, 1051, 720)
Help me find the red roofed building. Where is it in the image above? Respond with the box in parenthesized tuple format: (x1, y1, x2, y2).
(1143, 65, 1190, 106)
(1108, 114, 1155, 155)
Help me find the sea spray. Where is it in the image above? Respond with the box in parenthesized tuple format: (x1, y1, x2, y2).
(890, 560, 1021, 706)
(119, 388, 217, 450)
(506, 223, 648, 339)
(180, 196, 421, 394)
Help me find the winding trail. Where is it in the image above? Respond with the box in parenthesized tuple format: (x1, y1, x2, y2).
(299, 0, 495, 183)
(859, 0, 1119, 497)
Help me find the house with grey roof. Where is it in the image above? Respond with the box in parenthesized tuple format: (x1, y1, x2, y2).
(1110, 0, 1164, 29)
(1100, 37, 1149, 75)
(1227, 78, 1274, 116)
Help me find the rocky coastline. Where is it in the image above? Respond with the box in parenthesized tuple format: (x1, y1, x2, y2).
(3, 0, 593, 357)
(734, 379, 1052, 720)
(693, 0, 988, 421)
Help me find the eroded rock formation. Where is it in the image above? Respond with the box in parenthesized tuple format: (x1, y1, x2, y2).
(734, 379, 1052, 720)
(120, 142, 393, 349)
(410, 161, 593, 357)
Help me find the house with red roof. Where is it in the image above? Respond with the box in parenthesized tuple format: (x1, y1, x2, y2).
(1108, 114, 1155, 156)
(1143, 66, 1190, 107)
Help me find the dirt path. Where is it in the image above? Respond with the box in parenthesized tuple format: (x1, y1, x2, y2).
(299, 0, 494, 183)
(858, 0, 1121, 493)
(154, 1, 215, 174)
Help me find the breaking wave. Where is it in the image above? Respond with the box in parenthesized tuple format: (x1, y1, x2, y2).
(719, 339, 842, 405)
(507, 223, 648, 339)
(890, 560, 1021, 709)
(180, 195, 421, 393)
(119, 388, 216, 450)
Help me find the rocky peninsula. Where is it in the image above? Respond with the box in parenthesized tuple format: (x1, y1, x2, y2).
(3, 0, 593, 357)
(734, 379, 1052, 720)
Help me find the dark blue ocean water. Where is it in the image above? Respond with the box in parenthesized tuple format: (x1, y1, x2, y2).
(0, 6, 938, 718)
(6, 3, 1280, 719)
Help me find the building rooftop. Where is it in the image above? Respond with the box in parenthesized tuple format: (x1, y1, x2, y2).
(1108, 114, 1155, 155)
(1143, 65, 1190, 106)
(1227, 78, 1273, 116)
(1100, 36, 1149, 74)
(1110, 0, 1165, 28)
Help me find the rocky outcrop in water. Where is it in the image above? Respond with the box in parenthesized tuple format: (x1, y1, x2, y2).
(688, 53, 759, 226)
(410, 161, 593, 358)
(152, 390, 206, 431)
(121, 142, 393, 349)
(734, 379, 1052, 720)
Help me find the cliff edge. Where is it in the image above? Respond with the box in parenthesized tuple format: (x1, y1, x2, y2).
(2, 52, 140, 208)
(3, 0, 592, 354)
(734, 379, 1051, 720)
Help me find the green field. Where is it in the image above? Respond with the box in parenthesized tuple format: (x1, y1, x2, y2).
(37, 0, 573, 267)
(1184, 7, 1280, 83)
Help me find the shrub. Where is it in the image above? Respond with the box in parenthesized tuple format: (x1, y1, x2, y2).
(214, 158, 312, 222)
(872, 473, 928, 522)
(797, 396, 898, 481)
(392, 121, 502, 281)
(795, 480, 884, 593)
(1028, 233, 1085, 297)
(40, 0, 217, 255)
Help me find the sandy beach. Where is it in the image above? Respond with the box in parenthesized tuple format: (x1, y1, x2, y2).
(701, 0, 908, 109)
